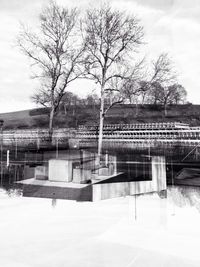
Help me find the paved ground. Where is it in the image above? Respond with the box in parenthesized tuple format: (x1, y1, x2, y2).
(0, 187, 200, 267)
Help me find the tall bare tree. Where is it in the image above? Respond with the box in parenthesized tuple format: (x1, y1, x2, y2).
(82, 5, 144, 160)
(17, 1, 84, 139)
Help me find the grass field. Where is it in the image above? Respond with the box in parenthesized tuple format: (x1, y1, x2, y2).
(0, 103, 200, 129)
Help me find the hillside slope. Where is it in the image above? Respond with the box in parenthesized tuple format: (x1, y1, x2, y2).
(0, 104, 199, 129)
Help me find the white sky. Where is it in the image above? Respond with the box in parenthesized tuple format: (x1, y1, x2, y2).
(0, 0, 200, 112)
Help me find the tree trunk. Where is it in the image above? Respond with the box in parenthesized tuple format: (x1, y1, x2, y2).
(164, 103, 167, 117)
(72, 102, 76, 116)
(49, 107, 55, 143)
(141, 92, 146, 106)
(135, 100, 138, 117)
(64, 104, 67, 115)
(98, 89, 105, 165)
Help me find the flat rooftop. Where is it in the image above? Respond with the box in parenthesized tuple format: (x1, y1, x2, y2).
(16, 172, 124, 188)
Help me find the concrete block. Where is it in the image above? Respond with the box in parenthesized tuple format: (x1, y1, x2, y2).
(49, 159, 72, 182)
(35, 165, 48, 180)
(73, 168, 92, 183)
(24, 166, 35, 179)
(99, 167, 110, 176)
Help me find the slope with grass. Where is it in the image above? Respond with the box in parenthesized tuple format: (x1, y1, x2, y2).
(0, 104, 199, 130)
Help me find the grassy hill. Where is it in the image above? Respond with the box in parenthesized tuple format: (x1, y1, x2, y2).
(0, 103, 200, 130)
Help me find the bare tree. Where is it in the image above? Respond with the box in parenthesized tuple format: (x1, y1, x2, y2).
(17, 1, 84, 139)
(148, 54, 188, 116)
(82, 5, 144, 160)
(138, 80, 150, 104)
(60, 91, 79, 115)
(151, 53, 176, 85)
(88, 93, 100, 104)
(140, 53, 176, 102)
(146, 81, 164, 105)
(120, 59, 145, 104)
(145, 82, 187, 116)
(84, 93, 100, 112)
(172, 84, 187, 104)
(158, 83, 187, 115)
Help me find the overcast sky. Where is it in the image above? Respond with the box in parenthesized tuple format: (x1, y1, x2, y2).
(0, 0, 200, 113)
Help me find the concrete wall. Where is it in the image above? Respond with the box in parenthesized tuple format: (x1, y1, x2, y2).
(22, 184, 92, 201)
(92, 156, 166, 201)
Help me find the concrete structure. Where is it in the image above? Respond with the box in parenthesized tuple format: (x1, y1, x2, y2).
(73, 168, 92, 183)
(48, 153, 96, 184)
(92, 156, 166, 201)
(24, 165, 35, 179)
(17, 155, 166, 201)
(78, 122, 189, 131)
(76, 122, 200, 148)
(19, 178, 92, 201)
(48, 159, 73, 182)
(2, 122, 200, 149)
(35, 166, 48, 180)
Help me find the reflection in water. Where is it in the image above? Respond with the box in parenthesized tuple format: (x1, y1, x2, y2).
(169, 186, 200, 212)
(1, 141, 200, 266)
(52, 197, 57, 208)
(1, 188, 200, 266)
